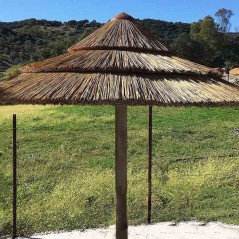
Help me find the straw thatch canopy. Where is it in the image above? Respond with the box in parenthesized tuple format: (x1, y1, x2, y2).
(1, 12, 239, 106)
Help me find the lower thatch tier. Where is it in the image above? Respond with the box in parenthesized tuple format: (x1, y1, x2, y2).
(21, 50, 216, 76)
(1, 73, 239, 106)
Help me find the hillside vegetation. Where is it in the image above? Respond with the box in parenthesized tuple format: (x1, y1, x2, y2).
(0, 9, 239, 72)
(0, 19, 101, 71)
(0, 105, 239, 236)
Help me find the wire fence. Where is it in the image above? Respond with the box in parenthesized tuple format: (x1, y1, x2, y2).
(0, 116, 239, 237)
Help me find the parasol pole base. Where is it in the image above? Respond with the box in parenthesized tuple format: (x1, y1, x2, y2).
(115, 105, 128, 239)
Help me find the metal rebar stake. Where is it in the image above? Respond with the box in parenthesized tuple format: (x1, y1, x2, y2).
(13, 114, 17, 239)
(147, 106, 152, 224)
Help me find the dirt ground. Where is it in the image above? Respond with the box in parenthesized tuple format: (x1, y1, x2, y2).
(18, 222, 239, 239)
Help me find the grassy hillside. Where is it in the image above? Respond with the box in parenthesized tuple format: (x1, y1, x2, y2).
(0, 105, 239, 236)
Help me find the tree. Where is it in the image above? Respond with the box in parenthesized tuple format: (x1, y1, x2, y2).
(200, 16, 222, 49)
(171, 32, 205, 63)
(64, 20, 78, 28)
(215, 8, 234, 33)
(189, 16, 223, 66)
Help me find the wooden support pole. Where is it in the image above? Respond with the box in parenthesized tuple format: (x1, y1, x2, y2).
(12, 114, 17, 239)
(147, 106, 152, 224)
(115, 105, 128, 239)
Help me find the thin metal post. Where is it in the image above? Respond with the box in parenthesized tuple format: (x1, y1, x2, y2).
(12, 114, 17, 239)
(147, 106, 152, 224)
(115, 105, 128, 239)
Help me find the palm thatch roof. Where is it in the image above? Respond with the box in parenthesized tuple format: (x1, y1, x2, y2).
(1, 12, 239, 106)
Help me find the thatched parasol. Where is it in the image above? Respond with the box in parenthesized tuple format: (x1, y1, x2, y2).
(1, 12, 239, 239)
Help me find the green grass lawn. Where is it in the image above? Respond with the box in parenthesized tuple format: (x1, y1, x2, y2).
(0, 105, 239, 236)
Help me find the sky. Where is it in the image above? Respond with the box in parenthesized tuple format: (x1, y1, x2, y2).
(0, 0, 238, 31)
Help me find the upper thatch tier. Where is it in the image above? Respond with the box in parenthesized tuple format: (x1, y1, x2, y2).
(1, 12, 239, 106)
(68, 13, 171, 53)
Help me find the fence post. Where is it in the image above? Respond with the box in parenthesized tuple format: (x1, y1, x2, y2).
(12, 114, 17, 239)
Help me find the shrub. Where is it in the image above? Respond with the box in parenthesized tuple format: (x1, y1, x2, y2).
(0, 65, 20, 81)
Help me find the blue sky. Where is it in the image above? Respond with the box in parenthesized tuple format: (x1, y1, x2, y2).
(0, 0, 238, 31)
